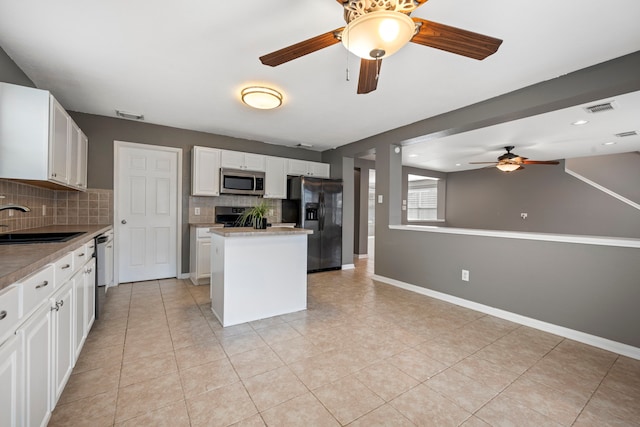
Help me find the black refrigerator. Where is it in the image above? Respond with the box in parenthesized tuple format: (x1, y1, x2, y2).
(283, 176, 343, 273)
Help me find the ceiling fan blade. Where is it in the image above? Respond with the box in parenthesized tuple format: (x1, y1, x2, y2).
(469, 161, 498, 164)
(260, 29, 343, 66)
(357, 58, 380, 94)
(410, 18, 503, 60)
(522, 160, 560, 165)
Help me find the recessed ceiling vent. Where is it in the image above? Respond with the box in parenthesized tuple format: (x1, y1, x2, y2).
(615, 131, 638, 138)
(583, 102, 615, 114)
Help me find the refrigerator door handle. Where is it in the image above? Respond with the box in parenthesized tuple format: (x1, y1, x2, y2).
(319, 203, 325, 231)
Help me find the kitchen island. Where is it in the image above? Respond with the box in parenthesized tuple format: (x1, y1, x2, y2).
(209, 226, 312, 327)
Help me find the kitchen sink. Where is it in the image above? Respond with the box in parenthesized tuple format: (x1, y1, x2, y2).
(0, 231, 86, 244)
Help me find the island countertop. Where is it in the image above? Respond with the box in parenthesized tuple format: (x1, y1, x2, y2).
(0, 224, 112, 290)
(210, 227, 312, 237)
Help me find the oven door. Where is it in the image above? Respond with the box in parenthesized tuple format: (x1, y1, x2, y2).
(220, 169, 264, 195)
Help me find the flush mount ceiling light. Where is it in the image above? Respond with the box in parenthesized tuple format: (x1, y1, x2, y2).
(241, 86, 283, 110)
(572, 119, 589, 126)
(341, 10, 416, 59)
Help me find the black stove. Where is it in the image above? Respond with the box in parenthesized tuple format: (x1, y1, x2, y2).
(215, 206, 248, 227)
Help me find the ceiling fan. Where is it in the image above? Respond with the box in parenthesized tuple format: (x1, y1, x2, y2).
(259, 0, 503, 94)
(470, 146, 560, 172)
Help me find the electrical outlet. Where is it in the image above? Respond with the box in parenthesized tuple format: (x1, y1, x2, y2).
(268, 209, 274, 216)
(8, 210, 13, 217)
(461, 269, 470, 282)
(194, 207, 201, 216)
(42, 205, 46, 216)
(520, 212, 528, 219)
(378, 195, 383, 204)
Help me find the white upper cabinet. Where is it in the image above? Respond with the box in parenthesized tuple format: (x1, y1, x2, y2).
(49, 97, 69, 185)
(221, 150, 266, 172)
(0, 82, 88, 191)
(264, 156, 287, 199)
(286, 159, 330, 178)
(192, 146, 221, 196)
(68, 122, 88, 190)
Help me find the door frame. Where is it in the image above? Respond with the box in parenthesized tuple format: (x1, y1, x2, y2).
(113, 141, 183, 285)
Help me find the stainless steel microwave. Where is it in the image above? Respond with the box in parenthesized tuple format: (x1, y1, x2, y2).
(220, 168, 265, 196)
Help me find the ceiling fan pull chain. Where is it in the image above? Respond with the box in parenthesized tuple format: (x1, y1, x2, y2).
(345, 29, 351, 81)
(376, 56, 381, 80)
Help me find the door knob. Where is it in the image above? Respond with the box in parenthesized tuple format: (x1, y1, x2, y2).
(121, 220, 127, 224)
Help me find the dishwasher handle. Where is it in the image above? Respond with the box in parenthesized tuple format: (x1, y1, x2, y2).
(96, 235, 109, 244)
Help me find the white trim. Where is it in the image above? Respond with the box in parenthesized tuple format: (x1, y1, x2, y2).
(565, 166, 640, 211)
(355, 254, 369, 259)
(113, 141, 183, 284)
(388, 225, 640, 248)
(372, 274, 640, 360)
(341, 264, 356, 270)
(178, 273, 190, 280)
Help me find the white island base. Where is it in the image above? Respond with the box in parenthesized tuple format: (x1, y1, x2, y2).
(209, 227, 311, 327)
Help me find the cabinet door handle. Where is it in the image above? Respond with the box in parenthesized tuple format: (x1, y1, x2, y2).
(107, 245, 112, 248)
(35, 280, 49, 289)
(0, 310, 7, 320)
(78, 253, 85, 257)
(61, 264, 71, 270)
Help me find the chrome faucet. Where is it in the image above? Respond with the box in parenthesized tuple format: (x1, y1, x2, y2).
(0, 204, 31, 212)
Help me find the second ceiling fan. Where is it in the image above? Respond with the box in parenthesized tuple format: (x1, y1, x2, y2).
(259, 0, 503, 94)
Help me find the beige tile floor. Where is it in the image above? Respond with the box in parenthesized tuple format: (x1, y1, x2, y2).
(50, 258, 640, 426)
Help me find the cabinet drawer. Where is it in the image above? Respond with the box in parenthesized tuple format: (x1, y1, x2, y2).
(73, 244, 89, 272)
(19, 264, 55, 319)
(197, 228, 214, 239)
(0, 286, 19, 343)
(54, 252, 74, 286)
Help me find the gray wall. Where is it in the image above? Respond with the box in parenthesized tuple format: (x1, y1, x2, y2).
(566, 152, 640, 205)
(445, 161, 640, 238)
(0, 45, 35, 87)
(381, 228, 640, 347)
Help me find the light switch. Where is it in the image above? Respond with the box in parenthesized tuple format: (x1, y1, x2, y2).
(377, 195, 383, 204)
(194, 207, 201, 216)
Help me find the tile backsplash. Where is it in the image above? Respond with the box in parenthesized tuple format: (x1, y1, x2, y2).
(0, 179, 113, 232)
(189, 195, 282, 224)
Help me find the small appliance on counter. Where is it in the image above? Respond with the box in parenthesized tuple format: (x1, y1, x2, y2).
(283, 176, 343, 272)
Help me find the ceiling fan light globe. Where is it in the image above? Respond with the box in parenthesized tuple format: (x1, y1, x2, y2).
(342, 11, 415, 59)
(496, 163, 522, 172)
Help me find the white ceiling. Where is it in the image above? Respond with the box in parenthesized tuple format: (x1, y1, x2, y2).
(403, 90, 640, 171)
(1, 0, 639, 167)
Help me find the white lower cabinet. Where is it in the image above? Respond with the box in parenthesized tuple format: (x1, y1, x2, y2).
(18, 304, 53, 427)
(85, 258, 96, 334)
(0, 234, 101, 427)
(74, 258, 96, 359)
(51, 282, 74, 406)
(190, 227, 212, 285)
(0, 334, 22, 427)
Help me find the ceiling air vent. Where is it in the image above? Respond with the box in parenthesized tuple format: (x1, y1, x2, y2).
(583, 102, 615, 113)
(615, 131, 638, 138)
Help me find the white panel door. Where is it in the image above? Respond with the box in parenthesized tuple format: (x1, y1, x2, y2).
(117, 144, 179, 282)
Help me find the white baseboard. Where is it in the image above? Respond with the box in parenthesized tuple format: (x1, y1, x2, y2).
(354, 254, 369, 259)
(178, 273, 190, 280)
(342, 264, 356, 270)
(372, 274, 640, 360)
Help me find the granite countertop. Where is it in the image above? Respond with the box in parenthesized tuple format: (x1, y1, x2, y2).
(0, 224, 112, 290)
(190, 222, 296, 228)
(210, 227, 312, 237)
